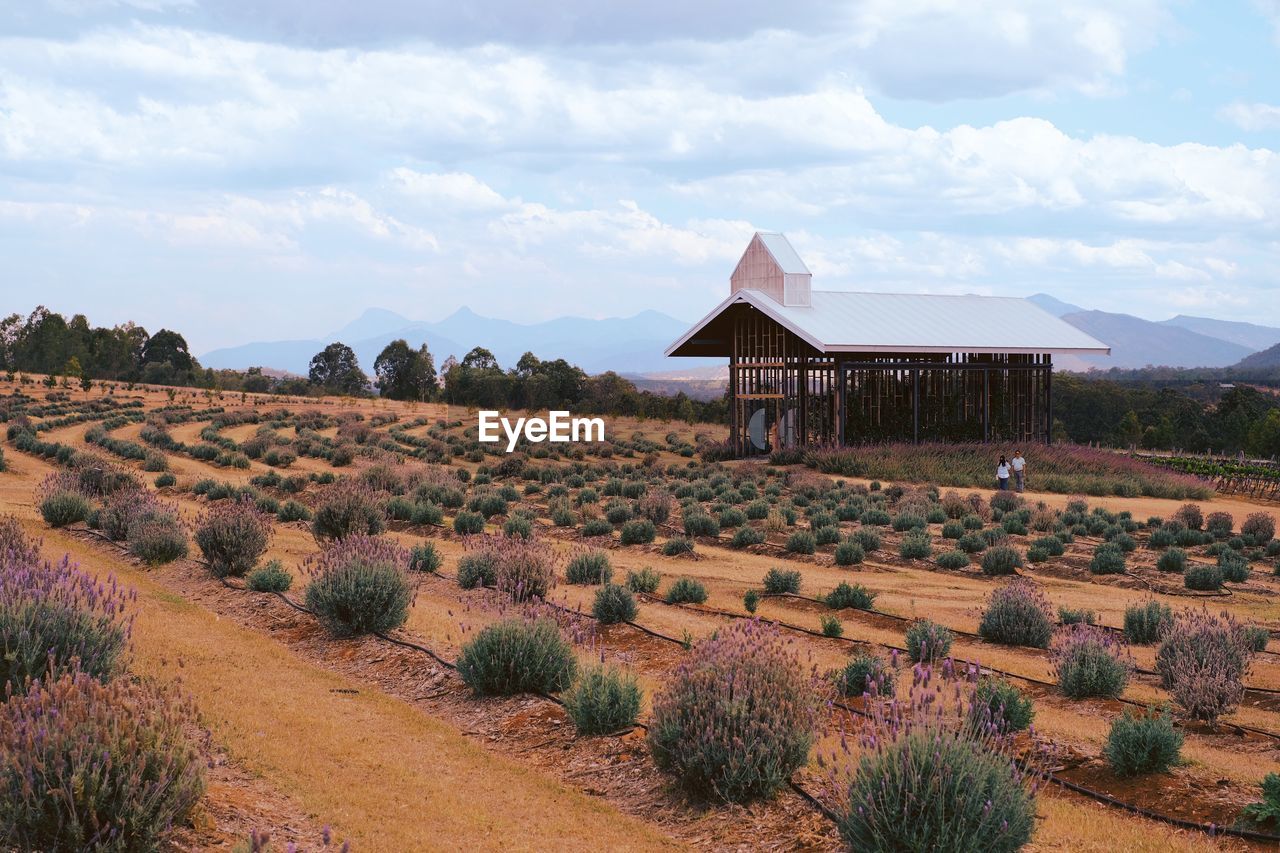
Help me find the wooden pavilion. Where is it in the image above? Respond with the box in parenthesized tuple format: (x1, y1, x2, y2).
(666, 232, 1110, 456)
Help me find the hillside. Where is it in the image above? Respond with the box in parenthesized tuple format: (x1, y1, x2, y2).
(1160, 315, 1280, 351)
(1236, 340, 1280, 369)
(1061, 310, 1253, 369)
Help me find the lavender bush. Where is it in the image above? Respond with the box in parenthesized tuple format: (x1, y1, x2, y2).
(1051, 624, 1132, 699)
(648, 620, 822, 802)
(825, 661, 1040, 852)
(563, 663, 641, 734)
(311, 480, 386, 541)
(195, 498, 272, 578)
(456, 616, 577, 695)
(1154, 609, 1253, 727)
(978, 579, 1054, 649)
(0, 546, 133, 691)
(304, 535, 412, 637)
(0, 670, 205, 851)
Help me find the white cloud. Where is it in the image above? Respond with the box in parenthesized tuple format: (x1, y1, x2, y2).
(1219, 101, 1280, 131)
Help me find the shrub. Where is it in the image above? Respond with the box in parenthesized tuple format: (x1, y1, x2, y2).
(732, 526, 766, 548)
(847, 529, 878, 553)
(835, 652, 895, 697)
(825, 581, 875, 610)
(1122, 599, 1171, 645)
(304, 536, 412, 636)
(456, 617, 577, 696)
(1244, 625, 1270, 653)
(408, 542, 442, 573)
(1051, 624, 1131, 699)
(956, 533, 986, 554)
(127, 513, 188, 565)
(1183, 563, 1223, 591)
(905, 619, 953, 663)
(564, 664, 642, 734)
(662, 536, 695, 556)
(620, 519, 656, 545)
(0, 550, 131, 691)
(833, 676, 1036, 853)
(786, 530, 817, 555)
(1174, 503, 1203, 530)
(862, 508, 891, 526)
(743, 588, 760, 613)
(648, 620, 822, 802)
(593, 583, 638, 624)
(683, 513, 720, 538)
(898, 530, 932, 560)
(1148, 528, 1174, 548)
(980, 545, 1023, 576)
(824, 540, 864, 569)
(1156, 547, 1186, 573)
(456, 550, 496, 589)
(978, 579, 1053, 648)
(929, 549, 968, 571)
(762, 568, 801, 594)
(154, 472, 177, 488)
(246, 560, 292, 592)
(1218, 550, 1250, 583)
(39, 489, 89, 528)
(1104, 706, 1182, 777)
(1242, 512, 1275, 543)
(1089, 542, 1126, 575)
(486, 537, 557, 602)
(195, 498, 272, 578)
(666, 577, 708, 604)
(821, 614, 844, 637)
(580, 518, 613, 538)
(625, 567, 660, 594)
(1206, 511, 1234, 539)
(0, 671, 205, 852)
(453, 510, 486, 535)
(502, 515, 534, 540)
(274, 499, 310, 523)
(970, 676, 1034, 733)
(566, 548, 612, 585)
(1242, 774, 1280, 827)
(1154, 610, 1252, 726)
(312, 482, 386, 541)
(1057, 606, 1096, 625)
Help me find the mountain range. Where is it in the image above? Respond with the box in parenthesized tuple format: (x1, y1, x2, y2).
(201, 307, 719, 377)
(200, 296, 1280, 378)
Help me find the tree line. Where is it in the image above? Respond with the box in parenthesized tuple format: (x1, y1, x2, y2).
(0, 306, 727, 423)
(1054, 373, 1280, 457)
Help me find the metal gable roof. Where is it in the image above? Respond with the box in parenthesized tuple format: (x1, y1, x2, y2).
(755, 232, 810, 275)
(666, 289, 1111, 356)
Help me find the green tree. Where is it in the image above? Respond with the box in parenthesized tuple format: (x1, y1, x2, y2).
(140, 329, 194, 372)
(461, 347, 499, 370)
(1118, 410, 1142, 447)
(374, 339, 437, 401)
(308, 342, 368, 396)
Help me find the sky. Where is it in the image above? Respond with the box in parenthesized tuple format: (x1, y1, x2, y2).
(1, 0, 1279, 354)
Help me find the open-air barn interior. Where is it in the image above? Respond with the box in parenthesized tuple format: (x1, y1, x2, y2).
(667, 233, 1111, 456)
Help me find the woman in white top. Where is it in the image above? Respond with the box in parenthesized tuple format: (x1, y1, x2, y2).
(996, 456, 1011, 490)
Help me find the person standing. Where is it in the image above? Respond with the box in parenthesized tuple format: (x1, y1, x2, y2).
(996, 455, 1011, 491)
(1011, 450, 1026, 492)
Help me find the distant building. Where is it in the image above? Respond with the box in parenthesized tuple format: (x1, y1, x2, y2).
(666, 232, 1110, 456)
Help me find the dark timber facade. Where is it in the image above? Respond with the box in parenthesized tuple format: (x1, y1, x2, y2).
(668, 233, 1106, 458)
